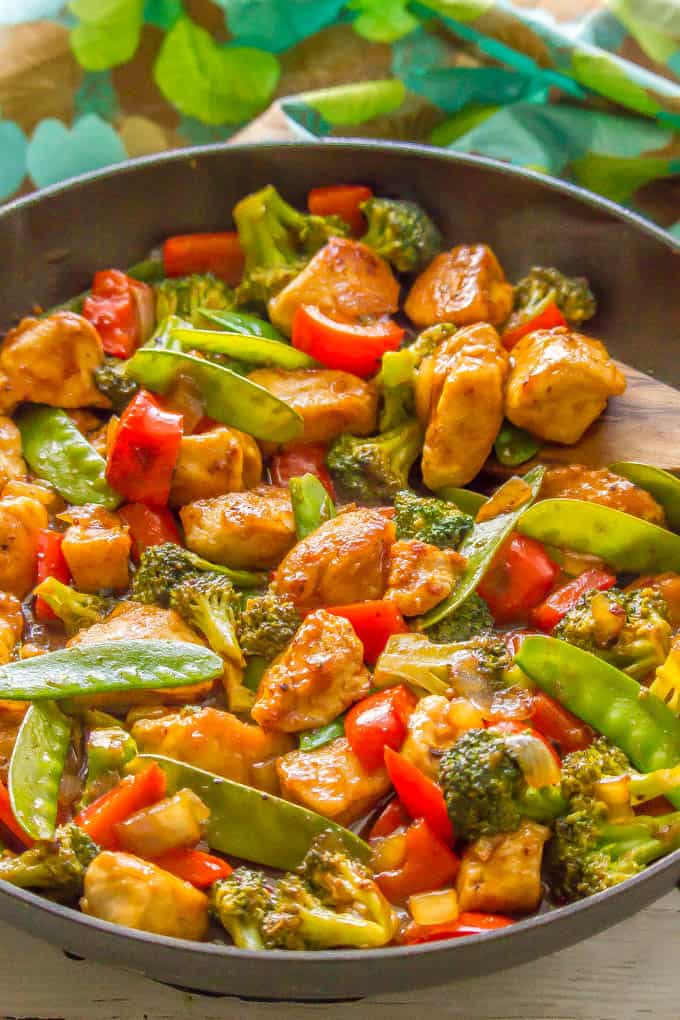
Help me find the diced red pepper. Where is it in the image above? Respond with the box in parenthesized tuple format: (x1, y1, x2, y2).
(307, 185, 373, 235)
(529, 691, 594, 752)
(106, 390, 183, 508)
(82, 270, 153, 358)
(529, 568, 617, 631)
(403, 911, 513, 944)
(326, 601, 409, 665)
(152, 848, 233, 888)
(0, 780, 33, 848)
(163, 232, 244, 286)
(368, 798, 409, 841)
(346, 685, 416, 772)
(270, 443, 336, 499)
(477, 534, 559, 625)
(75, 764, 167, 850)
(384, 747, 453, 845)
(375, 819, 459, 904)
(118, 503, 182, 563)
(292, 305, 404, 379)
(34, 530, 70, 622)
(501, 302, 567, 350)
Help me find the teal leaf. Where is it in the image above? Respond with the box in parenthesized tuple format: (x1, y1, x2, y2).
(348, 0, 420, 43)
(154, 17, 280, 125)
(177, 117, 240, 146)
(297, 79, 406, 125)
(143, 0, 183, 29)
(27, 115, 127, 189)
(74, 72, 120, 119)
(217, 0, 344, 53)
(0, 120, 28, 200)
(69, 0, 145, 71)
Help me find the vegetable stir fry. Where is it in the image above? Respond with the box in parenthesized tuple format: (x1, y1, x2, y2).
(0, 181, 676, 953)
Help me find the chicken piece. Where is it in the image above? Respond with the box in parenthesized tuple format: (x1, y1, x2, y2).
(268, 237, 400, 336)
(457, 821, 550, 914)
(68, 601, 212, 708)
(404, 244, 513, 329)
(252, 610, 370, 732)
(132, 706, 294, 792)
(0, 313, 109, 412)
(273, 508, 395, 611)
(181, 485, 295, 570)
(61, 505, 131, 593)
(385, 540, 465, 617)
(541, 465, 664, 525)
(169, 426, 262, 507)
(400, 696, 485, 779)
(505, 327, 626, 445)
(0, 592, 24, 667)
(414, 323, 509, 489)
(161, 374, 204, 435)
(81, 852, 209, 940)
(277, 737, 391, 825)
(248, 369, 377, 445)
(0, 485, 49, 597)
(0, 417, 26, 491)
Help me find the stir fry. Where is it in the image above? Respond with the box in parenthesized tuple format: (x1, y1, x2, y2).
(0, 181, 678, 952)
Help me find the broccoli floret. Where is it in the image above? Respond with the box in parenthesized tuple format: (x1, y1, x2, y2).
(131, 542, 265, 606)
(376, 324, 456, 431)
(426, 593, 494, 643)
(155, 274, 234, 326)
(94, 358, 140, 413)
(510, 265, 597, 330)
(327, 419, 423, 504)
(555, 587, 671, 681)
(360, 197, 442, 274)
(210, 868, 276, 951)
(233, 185, 349, 309)
(560, 736, 680, 810)
(394, 489, 473, 549)
(0, 824, 99, 898)
(238, 590, 301, 662)
(439, 728, 568, 841)
(32, 577, 111, 637)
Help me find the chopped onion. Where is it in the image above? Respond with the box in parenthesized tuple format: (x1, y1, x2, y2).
(408, 889, 459, 927)
(504, 732, 561, 788)
(370, 831, 407, 873)
(115, 788, 210, 858)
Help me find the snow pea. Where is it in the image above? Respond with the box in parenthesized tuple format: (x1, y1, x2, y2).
(171, 325, 318, 370)
(126, 257, 165, 283)
(125, 347, 303, 443)
(493, 421, 540, 468)
(9, 701, 71, 840)
(610, 462, 680, 532)
(516, 636, 680, 807)
(289, 473, 336, 540)
(299, 715, 346, 752)
(419, 465, 545, 629)
(16, 405, 121, 509)
(197, 308, 285, 341)
(0, 641, 222, 701)
(518, 499, 680, 574)
(133, 754, 370, 870)
(437, 486, 487, 515)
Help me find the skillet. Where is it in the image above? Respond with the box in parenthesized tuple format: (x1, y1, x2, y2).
(0, 140, 678, 1001)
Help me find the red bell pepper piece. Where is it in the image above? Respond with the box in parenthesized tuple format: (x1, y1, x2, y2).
(529, 691, 594, 752)
(346, 685, 416, 772)
(384, 747, 453, 845)
(75, 764, 167, 850)
(477, 534, 559, 625)
(403, 911, 513, 944)
(34, 530, 70, 622)
(152, 848, 233, 888)
(326, 601, 409, 665)
(375, 819, 459, 904)
(292, 305, 404, 379)
(106, 390, 183, 507)
(501, 302, 567, 350)
(163, 232, 244, 286)
(270, 443, 336, 499)
(118, 503, 182, 563)
(307, 185, 373, 235)
(83, 270, 153, 358)
(368, 798, 409, 841)
(0, 780, 33, 847)
(529, 568, 617, 631)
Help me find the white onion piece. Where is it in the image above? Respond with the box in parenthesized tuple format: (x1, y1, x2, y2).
(504, 732, 561, 787)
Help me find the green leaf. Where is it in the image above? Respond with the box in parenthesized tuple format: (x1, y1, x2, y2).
(418, 0, 492, 21)
(9, 702, 71, 841)
(570, 153, 675, 205)
(571, 52, 661, 117)
(154, 17, 280, 126)
(69, 0, 144, 72)
(348, 0, 419, 42)
(299, 79, 406, 126)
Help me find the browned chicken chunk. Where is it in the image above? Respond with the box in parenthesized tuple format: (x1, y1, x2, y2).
(505, 327, 626, 444)
(457, 821, 550, 914)
(541, 465, 665, 525)
(277, 737, 390, 825)
(61, 505, 131, 593)
(386, 539, 465, 617)
(0, 417, 26, 490)
(268, 237, 400, 335)
(404, 244, 513, 329)
(273, 507, 395, 611)
(252, 610, 370, 732)
(0, 591, 24, 667)
(400, 695, 484, 779)
(0, 484, 49, 597)
(169, 426, 262, 507)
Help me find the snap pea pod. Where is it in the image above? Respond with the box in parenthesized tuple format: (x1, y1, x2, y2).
(436, 486, 487, 515)
(419, 465, 545, 629)
(610, 462, 680, 532)
(16, 405, 121, 509)
(289, 473, 336, 540)
(299, 715, 346, 752)
(493, 421, 540, 468)
(9, 701, 71, 840)
(197, 307, 286, 341)
(126, 257, 165, 283)
(132, 754, 370, 869)
(125, 347, 303, 443)
(172, 326, 317, 370)
(518, 498, 680, 574)
(0, 641, 222, 701)
(516, 636, 680, 807)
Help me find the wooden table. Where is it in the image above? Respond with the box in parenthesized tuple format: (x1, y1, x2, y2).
(1, 891, 676, 1019)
